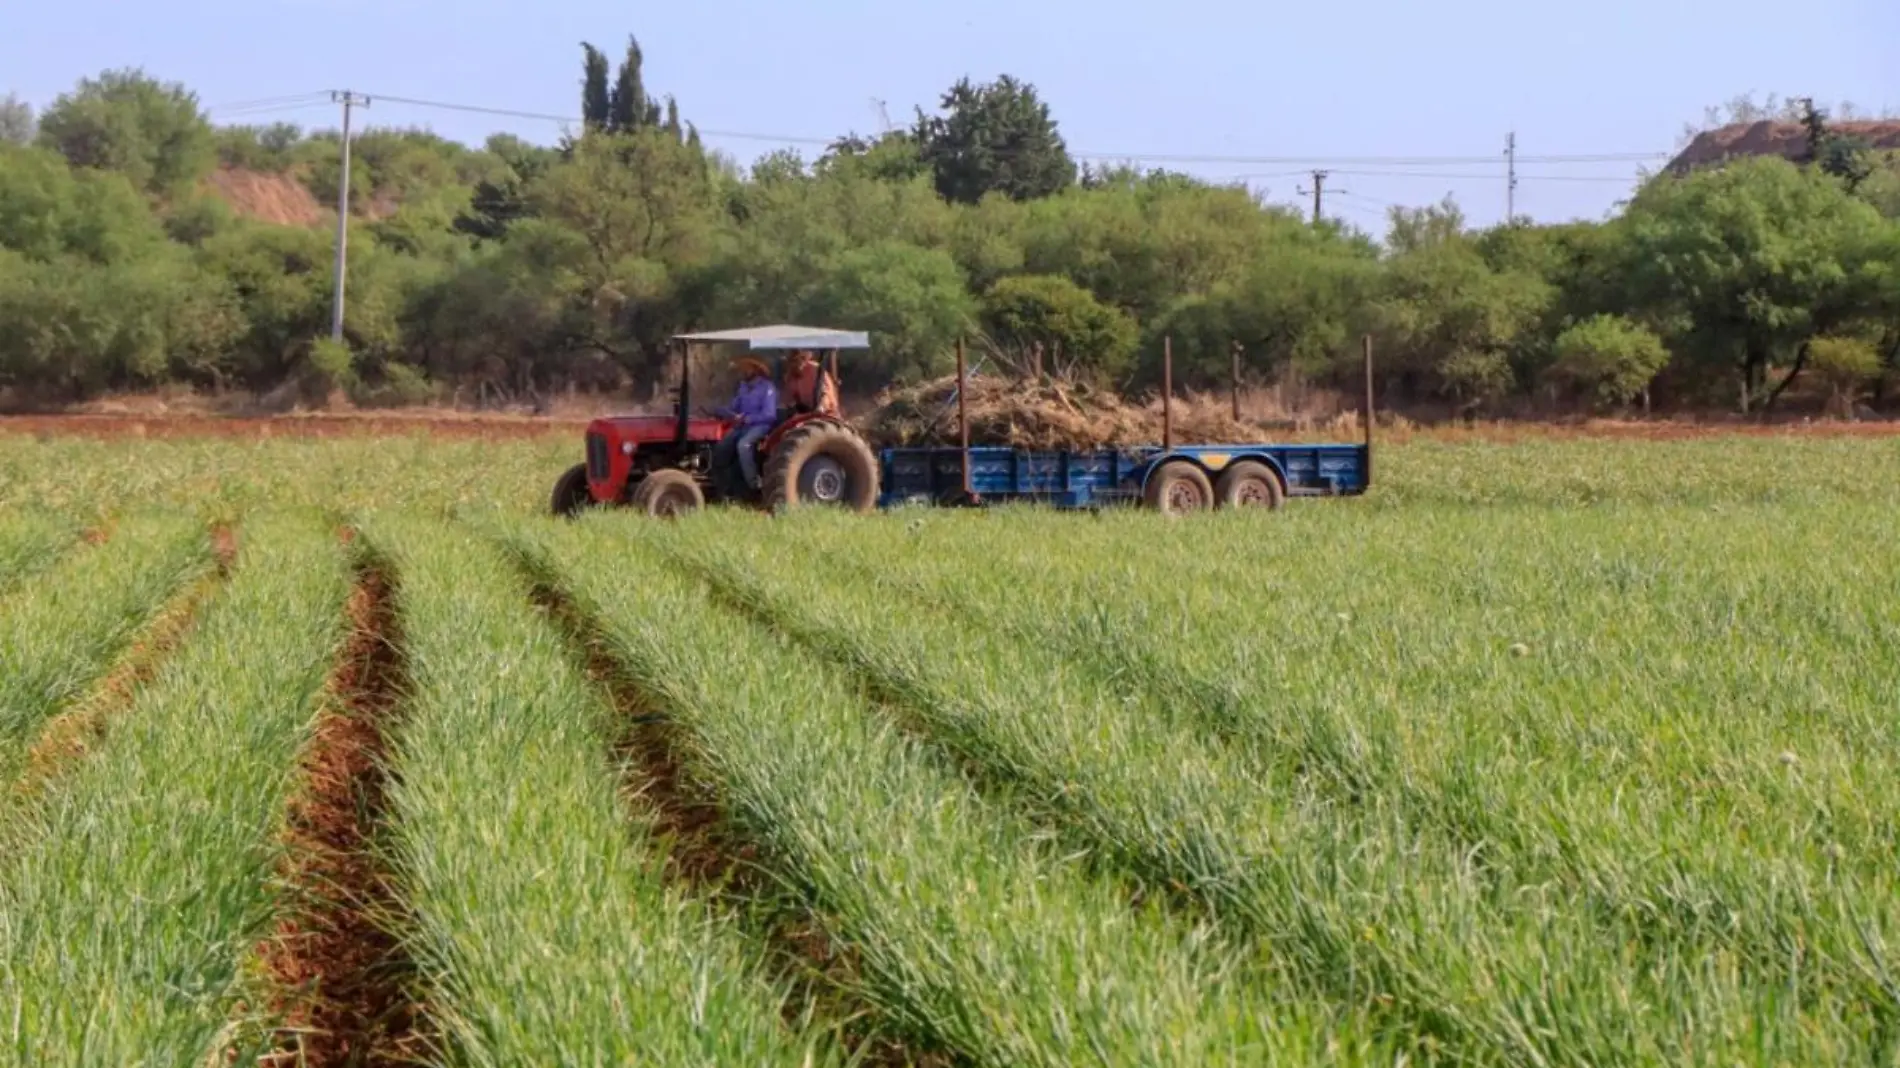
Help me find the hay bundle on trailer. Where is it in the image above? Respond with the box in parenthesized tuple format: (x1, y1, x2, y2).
(859, 374, 1276, 450)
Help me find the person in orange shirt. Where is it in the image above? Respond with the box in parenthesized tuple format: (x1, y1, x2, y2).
(780, 349, 840, 418)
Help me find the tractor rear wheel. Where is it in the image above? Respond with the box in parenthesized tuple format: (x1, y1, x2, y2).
(631, 469, 704, 518)
(1142, 461, 1214, 515)
(1215, 461, 1284, 510)
(761, 423, 879, 513)
(550, 463, 593, 518)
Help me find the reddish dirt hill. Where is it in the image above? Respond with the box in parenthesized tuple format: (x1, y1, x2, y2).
(205, 166, 327, 227)
(1669, 120, 1900, 171)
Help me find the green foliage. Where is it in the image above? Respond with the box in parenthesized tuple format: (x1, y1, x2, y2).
(981, 273, 1137, 380)
(0, 94, 34, 146)
(801, 241, 974, 382)
(913, 75, 1074, 205)
(1805, 335, 1881, 410)
(1546, 314, 1670, 408)
(34, 68, 213, 197)
(1619, 157, 1886, 410)
(581, 44, 612, 129)
(6, 56, 1900, 419)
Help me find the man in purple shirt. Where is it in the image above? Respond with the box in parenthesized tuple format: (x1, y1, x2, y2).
(713, 357, 779, 493)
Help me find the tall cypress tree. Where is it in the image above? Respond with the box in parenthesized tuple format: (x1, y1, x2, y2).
(609, 35, 650, 133)
(664, 96, 681, 142)
(580, 44, 611, 129)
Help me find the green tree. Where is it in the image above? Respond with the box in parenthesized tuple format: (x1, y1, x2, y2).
(913, 75, 1074, 205)
(35, 69, 214, 197)
(800, 242, 974, 382)
(1619, 157, 1886, 411)
(981, 274, 1138, 380)
(609, 36, 664, 133)
(0, 94, 34, 146)
(581, 45, 612, 129)
(1545, 314, 1670, 409)
(1805, 335, 1881, 414)
(1374, 199, 1550, 410)
(528, 129, 720, 385)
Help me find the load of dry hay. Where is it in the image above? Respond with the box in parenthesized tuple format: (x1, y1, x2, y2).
(857, 374, 1277, 450)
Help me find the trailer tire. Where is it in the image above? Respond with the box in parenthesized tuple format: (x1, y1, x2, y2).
(631, 469, 704, 518)
(1215, 461, 1284, 510)
(762, 423, 879, 513)
(550, 463, 594, 518)
(1143, 461, 1214, 515)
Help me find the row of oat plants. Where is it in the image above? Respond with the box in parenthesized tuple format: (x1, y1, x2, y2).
(517, 515, 1391, 1067)
(0, 513, 351, 1067)
(365, 516, 836, 1067)
(0, 512, 81, 599)
(662, 509, 1889, 1067)
(0, 514, 215, 786)
(794, 500, 1900, 1040)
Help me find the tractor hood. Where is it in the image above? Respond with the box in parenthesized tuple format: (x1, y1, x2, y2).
(587, 413, 729, 445)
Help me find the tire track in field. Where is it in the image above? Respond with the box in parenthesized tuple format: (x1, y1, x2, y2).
(254, 535, 428, 1067)
(10, 524, 237, 804)
(517, 564, 942, 1068)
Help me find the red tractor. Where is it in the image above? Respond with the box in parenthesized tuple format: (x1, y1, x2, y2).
(549, 325, 882, 518)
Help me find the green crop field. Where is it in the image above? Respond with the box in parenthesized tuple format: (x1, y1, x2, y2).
(0, 429, 1897, 1067)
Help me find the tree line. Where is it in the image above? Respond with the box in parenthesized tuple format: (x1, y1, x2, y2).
(1, 42, 1897, 417)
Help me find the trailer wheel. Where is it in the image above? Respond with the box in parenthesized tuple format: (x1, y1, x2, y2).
(1215, 461, 1284, 510)
(632, 469, 704, 518)
(550, 463, 594, 518)
(1143, 462, 1214, 515)
(762, 423, 879, 513)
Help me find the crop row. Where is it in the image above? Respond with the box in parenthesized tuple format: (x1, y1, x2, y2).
(365, 516, 834, 1065)
(657, 506, 1894, 1065)
(790, 501, 1900, 1015)
(521, 517, 1390, 1066)
(0, 514, 351, 1065)
(0, 516, 214, 788)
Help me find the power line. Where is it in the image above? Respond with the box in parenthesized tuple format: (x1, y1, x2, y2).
(314, 89, 1674, 168)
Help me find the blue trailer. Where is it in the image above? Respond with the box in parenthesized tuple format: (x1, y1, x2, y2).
(877, 442, 1369, 512)
(872, 336, 1375, 515)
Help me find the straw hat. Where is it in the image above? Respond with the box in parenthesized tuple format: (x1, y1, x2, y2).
(733, 356, 770, 378)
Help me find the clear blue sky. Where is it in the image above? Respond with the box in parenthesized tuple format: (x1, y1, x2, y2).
(5, 0, 1895, 230)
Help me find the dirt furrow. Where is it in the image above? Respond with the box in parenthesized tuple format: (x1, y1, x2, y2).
(11, 524, 237, 802)
(253, 549, 427, 1067)
(523, 576, 937, 1068)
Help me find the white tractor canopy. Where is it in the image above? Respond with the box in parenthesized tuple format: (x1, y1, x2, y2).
(673, 324, 871, 350)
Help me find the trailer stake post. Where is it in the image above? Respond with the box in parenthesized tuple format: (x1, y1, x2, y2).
(957, 337, 971, 499)
(1230, 340, 1243, 422)
(1162, 335, 1174, 451)
(1362, 334, 1375, 489)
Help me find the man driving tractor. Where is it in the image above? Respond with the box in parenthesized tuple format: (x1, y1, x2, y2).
(712, 356, 778, 494)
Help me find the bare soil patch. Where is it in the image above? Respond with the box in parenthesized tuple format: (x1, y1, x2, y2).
(255, 554, 427, 1066)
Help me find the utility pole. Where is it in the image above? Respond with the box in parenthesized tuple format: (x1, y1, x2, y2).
(329, 90, 370, 342)
(1504, 131, 1519, 223)
(1298, 169, 1330, 225)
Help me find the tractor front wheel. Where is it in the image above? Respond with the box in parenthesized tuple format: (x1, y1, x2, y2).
(632, 469, 705, 518)
(1143, 461, 1214, 515)
(550, 463, 593, 518)
(761, 423, 879, 513)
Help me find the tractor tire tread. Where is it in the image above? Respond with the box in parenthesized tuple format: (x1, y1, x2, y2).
(761, 422, 879, 513)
